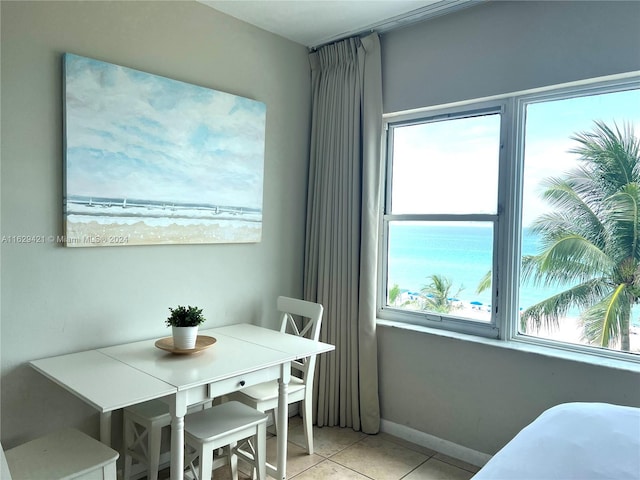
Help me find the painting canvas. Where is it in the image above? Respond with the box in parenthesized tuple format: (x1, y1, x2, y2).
(63, 53, 266, 247)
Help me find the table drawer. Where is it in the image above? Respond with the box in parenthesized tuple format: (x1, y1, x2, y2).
(208, 365, 280, 398)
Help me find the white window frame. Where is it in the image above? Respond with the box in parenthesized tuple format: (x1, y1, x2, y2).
(379, 101, 506, 339)
(378, 73, 640, 363)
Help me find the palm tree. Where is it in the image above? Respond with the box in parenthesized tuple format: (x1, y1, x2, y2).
(388, 283, 401, 305)
(476, 270, 491, 296)
(421, 274, 463, 314)
(521, 121, 640, 351)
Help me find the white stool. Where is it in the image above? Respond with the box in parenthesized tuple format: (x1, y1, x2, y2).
(2, 428, 119, 480)
(184, 401, 268, 480)
(123, 399, 211, 480)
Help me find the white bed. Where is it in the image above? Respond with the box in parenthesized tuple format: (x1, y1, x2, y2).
(472, 402, 640, 480)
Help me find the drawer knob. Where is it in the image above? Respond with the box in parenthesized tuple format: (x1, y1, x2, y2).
(239, 380, 246, 387)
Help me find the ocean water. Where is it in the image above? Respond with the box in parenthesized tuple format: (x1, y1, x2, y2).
(65, 195, 261, 227)
(386, 223, 639, 325)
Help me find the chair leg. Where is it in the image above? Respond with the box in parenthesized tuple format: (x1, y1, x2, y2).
(123, 454, 133, 480)
(272, 407, 278, 435)
(199, 443, 214, 480)
(184, 443, 198, 480)
(229, 441, 239, 480)
(302, 398, 314, 455)
(243, 439, 257, 480)
(148, 424, 162, 480)
(123, 419, 134, 480)
(255, 424, 267, 480)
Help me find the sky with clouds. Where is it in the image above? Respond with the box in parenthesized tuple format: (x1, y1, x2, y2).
(64, 54, 266, 209)
(391, 87, 640, 227)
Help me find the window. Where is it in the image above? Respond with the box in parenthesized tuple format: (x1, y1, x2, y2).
(382, 106, 503, 337)
(379, 75, 640, 360)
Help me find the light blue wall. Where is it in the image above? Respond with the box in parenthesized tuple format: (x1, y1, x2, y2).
(382, 0, 640, 113)
(378, 0, 640, 456)
(0, 0, 311, 449)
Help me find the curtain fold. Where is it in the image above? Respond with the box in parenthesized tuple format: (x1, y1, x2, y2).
(304, 33, 382, 434)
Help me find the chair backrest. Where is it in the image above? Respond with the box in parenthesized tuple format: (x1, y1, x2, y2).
(276, 296, 323, 386)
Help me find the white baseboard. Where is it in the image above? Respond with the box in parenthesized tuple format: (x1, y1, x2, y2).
(380, 418, 492, 468)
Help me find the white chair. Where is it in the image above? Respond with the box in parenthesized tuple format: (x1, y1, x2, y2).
(227, 296, 323, 455)
(123, 399, 212, 480)
(184, 401, 268, 480)
(2, 427, 119, 480)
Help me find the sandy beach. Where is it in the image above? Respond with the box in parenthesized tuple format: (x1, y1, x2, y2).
(460, 302, 640, 354)
(399, 295, 640, 354)
(65, 220, 261, 246)
(521, 314, 640, 354)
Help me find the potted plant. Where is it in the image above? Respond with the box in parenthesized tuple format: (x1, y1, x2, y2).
(166, 305, 206, 349)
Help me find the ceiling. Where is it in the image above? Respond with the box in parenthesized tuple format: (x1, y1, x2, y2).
(199, 0, 479, 48)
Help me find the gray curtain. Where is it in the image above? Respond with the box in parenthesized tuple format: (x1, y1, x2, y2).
(304, 33, 382, 434)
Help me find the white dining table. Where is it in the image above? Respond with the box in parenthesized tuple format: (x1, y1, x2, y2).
(30, 323, 334, 480)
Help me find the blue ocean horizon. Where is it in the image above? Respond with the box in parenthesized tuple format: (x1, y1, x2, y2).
(387, 223, 640, 325)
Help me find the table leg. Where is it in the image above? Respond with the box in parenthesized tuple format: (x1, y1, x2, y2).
(277, 363, 291, 480)
(170, 391, 188, 480)
(99, 411, 112, 445)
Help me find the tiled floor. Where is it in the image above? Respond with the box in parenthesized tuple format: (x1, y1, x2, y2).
(182, 415, 481, 480)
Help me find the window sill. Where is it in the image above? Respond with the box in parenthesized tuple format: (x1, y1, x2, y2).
(377, 319, 640, 374)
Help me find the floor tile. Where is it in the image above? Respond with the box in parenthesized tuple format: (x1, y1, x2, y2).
(209, 464, 253, 480)
(378, 432, 437, 458)
(331, 434, 429, 480)
(289, 424, 367, 458)
(291, 459, 371, 479)
(159, 421, 481, 480)
(403, 458, 475, 480)
(287, 415, 304, 429)
(433, 453, 480, 473)
(268, 436, 325, 477)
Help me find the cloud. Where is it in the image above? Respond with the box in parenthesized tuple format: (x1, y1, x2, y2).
(64, 54, 266, 208)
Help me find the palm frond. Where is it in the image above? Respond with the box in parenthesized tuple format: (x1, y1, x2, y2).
(521, 235, 613, 287)
(538, 174, 607, 235)
(520, 278, 608, 333)
(603, 183, 640, 262)
(530, 210, 607, 254)
(581, 283, 632, 347)
(569, 121, 640, 190)
(476, 270, 491, 295)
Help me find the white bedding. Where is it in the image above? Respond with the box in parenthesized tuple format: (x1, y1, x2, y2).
(472, 402, 640, 480)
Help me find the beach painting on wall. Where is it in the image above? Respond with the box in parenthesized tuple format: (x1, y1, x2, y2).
(63, 53, 266, 247)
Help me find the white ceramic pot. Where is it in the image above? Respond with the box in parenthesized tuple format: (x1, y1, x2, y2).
(172, 326, 199, 349)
